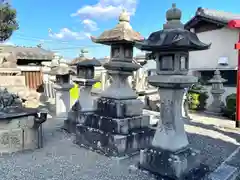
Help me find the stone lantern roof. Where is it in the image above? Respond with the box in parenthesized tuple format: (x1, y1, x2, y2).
(90, 9, 143, 45)
(48, 64, 76, 76)
(134, 3, 211, 51)
(208, 69, 227, 83)
(76, 57, 102, 67)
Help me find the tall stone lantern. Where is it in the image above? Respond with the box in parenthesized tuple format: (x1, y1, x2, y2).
(206, 69, 227, 115)
(75, 10, 155, 157)
(135, 4, 211, 179)
(49, 65, 75, 120)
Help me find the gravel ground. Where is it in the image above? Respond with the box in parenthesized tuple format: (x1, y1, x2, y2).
(0, 113, 239, 180)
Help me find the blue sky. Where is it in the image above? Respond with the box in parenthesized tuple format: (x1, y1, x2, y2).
(4, 0, 239, 60)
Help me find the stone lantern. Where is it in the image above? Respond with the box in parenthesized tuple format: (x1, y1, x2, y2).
(135, 4, 211, 179)
(75, 10, 155, 157)
(49, 65, 74, 120)
(64, 56, 101, 133)
(206, 69, 227, 115)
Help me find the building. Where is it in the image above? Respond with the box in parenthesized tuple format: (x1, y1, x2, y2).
(185, 7, 240, 86)
(0, 44, 54, 90)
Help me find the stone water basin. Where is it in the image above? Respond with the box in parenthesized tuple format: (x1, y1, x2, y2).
(0, 107, 47, 154)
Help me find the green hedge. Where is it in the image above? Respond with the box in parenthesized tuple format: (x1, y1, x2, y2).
(187, 84, 209, 111)
(222, 93, 236, 120)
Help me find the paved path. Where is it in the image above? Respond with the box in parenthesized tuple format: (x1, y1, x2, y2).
(0, 112, 239, 180)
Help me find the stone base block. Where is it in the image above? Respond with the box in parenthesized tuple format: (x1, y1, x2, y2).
(84, 114, 150, 135)
(76, 124, 155, 157)
(63, 119, 76, 133)
(96, 98, 144, 118)
(139, 146, 209, 179)
(64, 111, 95, 133)
(0, 127, 43, 154)
(204, 110, 223, 116)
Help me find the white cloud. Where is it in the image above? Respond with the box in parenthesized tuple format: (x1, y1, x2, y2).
(84, 33, 92, 39)
(71, 0, 137, 20)
(49, 28, 89, 40)
(82, 19, 99, 31)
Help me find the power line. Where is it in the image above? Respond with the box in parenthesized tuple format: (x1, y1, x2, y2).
(13, 35, 101, 47)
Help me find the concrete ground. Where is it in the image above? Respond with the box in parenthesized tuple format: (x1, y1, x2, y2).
(0, 112, 239, 180)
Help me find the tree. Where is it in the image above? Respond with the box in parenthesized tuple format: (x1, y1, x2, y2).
(0, 2, 19, 42)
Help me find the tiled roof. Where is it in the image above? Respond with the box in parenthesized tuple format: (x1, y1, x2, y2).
(185, 7, 240, 29)
(0, 45, 54, 60)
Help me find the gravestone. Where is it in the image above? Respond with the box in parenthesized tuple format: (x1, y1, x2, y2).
(135, 3, 211, 179)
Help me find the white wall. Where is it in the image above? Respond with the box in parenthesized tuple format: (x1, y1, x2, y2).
(189, 28, 239, 70)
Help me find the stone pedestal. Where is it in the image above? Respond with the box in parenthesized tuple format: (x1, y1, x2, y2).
(64, 79, 97, 133)
(139, 147, 209, 179)
(205, 70, 226, 115)
(76, 70, 155, 157)
(54, 84, 73, 120)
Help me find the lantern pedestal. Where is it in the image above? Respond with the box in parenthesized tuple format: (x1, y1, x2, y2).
(75, 69, 155, 157)
(54, 84, 74, 120)
(139, 146, 209, 180)
(205, 90, 225, 116)
(138, 75, 210, 179)
(65, 78, 98, 133)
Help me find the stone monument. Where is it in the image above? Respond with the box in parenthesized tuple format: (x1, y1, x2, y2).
(49, 64, 74, 120)
(75, 10, 155, 157)
(206, 69, 227, 115)
(135, 4, 211, 179)
(64, 57, 101, 133)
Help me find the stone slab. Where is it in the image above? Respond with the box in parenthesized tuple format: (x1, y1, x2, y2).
(0, 108, 38, 121)
(139, 146, 209, 179)
(76, 124, 155, 157)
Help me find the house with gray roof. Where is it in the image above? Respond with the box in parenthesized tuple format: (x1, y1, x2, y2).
(185, 7, 240, 86)
(185, 7, 240, 105)
(0, 44, 54, 90)
(0, 44, 54, 66)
